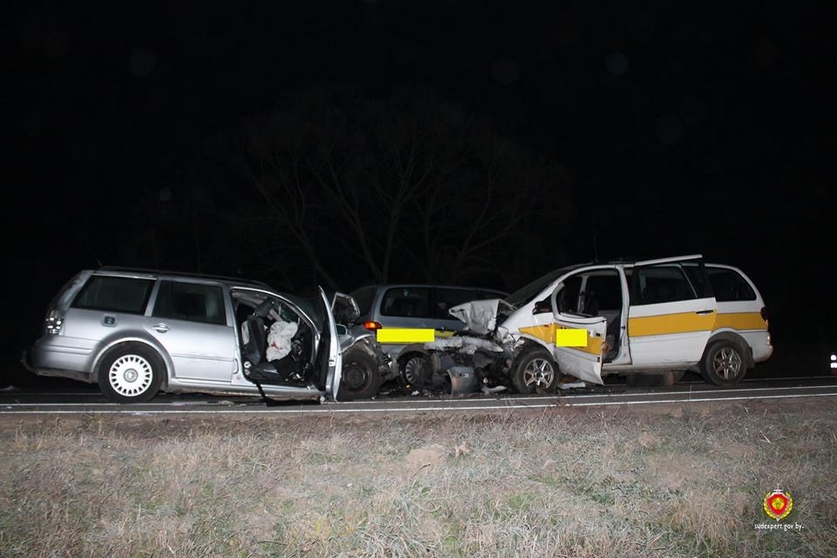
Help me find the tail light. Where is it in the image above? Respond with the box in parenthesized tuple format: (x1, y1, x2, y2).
(760, 307, 769, 323)
(45, 309, 66, 335)
(363, 321, 382, 332)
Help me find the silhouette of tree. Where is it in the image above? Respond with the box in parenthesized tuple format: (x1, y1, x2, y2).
(214, 82, 577, 291)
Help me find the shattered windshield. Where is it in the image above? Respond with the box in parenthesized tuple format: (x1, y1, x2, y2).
(503, 265, 582, 309)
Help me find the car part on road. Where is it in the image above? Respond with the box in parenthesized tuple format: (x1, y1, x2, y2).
(449, 366, 478, 396)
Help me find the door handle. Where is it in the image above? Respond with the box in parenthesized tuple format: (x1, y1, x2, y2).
(153, 323, 170, 333)
(695, 309, 715, 315)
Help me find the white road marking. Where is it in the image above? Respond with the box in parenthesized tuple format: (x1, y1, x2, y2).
(2, 389, 835, 414)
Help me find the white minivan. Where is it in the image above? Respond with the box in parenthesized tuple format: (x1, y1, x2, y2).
(411, 255, 772, 393)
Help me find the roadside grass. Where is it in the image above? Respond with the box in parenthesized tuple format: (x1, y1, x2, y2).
(1, 398, 835, 557)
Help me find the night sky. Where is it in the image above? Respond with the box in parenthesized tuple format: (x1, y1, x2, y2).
(5, 2, 833, 366)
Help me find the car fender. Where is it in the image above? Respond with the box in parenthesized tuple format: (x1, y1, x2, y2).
(702, 331, 754, 368)
(93, 335, 173, 390)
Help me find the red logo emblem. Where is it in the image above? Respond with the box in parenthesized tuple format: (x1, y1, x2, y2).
(763, 489, 793, 520)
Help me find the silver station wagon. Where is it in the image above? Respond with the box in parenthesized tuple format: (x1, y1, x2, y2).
(23, 268, 377, 403)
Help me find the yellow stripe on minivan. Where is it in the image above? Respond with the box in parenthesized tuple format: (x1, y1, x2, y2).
(628, 311, 716, 337)
(520, 324, 554, 346)
(714, 312, 768, 331)
(376, 328, 435, 343)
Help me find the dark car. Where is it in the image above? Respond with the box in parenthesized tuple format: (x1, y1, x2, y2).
(348, 284, 508, 390)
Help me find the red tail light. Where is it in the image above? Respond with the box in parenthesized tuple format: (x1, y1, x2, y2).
(45, 309, 66, 335)
(364, 321, 382, 331)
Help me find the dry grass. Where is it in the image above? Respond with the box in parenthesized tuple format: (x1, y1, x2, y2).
(1, 397, 835, 557)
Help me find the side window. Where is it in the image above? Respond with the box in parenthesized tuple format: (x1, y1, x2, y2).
(632, 264, 696, 305)
(707, 268, 756, 302)
(380, 287, 431, 318)
(434, 288, 481, 319)
(72, 276, 154, 314)
(583, 273, 622, 313)
(682, 260, 713, 299)
(153, 281, 226, 325)
(555, 275, 583, 314)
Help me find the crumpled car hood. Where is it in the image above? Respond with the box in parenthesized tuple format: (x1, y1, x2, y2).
(448, 298, 507, 335)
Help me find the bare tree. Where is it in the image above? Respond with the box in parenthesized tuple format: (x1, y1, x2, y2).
(217, 82, 576, 291)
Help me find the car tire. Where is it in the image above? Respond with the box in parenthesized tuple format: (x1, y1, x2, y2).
(340, 347, 382, 400)
(97, 343, 163, 403)
(401, 355, 432, 390)
(512, 348, 559, 394)
(700, 341, 746, 386)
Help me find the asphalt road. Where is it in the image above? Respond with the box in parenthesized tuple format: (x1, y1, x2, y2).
(3, 345, 835, 415)
(2, 372, 836, 415)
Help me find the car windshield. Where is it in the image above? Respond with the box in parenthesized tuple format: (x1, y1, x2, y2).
(503, 265, 584, 309)
(286, 292, 324, 328)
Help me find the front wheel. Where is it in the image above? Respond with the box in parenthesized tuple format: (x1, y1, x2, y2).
(512, 348, 559, 394)
(98, 343, 163, 403)
(700, 341, 747, 386)
(401, 355, 432, 389)
(340, 348, 382, 400)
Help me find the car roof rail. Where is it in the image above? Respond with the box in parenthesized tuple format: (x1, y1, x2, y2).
(96, 266, 272, 289)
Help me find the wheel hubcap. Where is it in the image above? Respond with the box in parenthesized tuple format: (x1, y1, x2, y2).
(108, 354, 153, 397)
(404, 358, 431, 387)
(712, 347, 743, 380)
(523, 358, 555, 388)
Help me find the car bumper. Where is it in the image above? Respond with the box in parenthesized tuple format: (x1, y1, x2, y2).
(24, 336, 97, 383)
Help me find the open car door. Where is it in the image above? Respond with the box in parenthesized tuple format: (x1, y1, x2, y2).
(549, 313, 608, 385)
(317, 287, 343, 400)
(519, 283, 608, 384)
(239, 287, 343, 402)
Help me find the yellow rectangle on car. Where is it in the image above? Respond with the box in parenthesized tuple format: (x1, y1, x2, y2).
(376, 328, 436, 343)
(555, 328, 588, 347)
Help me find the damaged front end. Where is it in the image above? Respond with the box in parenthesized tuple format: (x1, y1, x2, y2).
(424, 335, 511, 395)
(416, 298, 518, 396)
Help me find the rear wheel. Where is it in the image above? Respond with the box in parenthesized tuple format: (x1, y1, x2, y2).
(98, 343, 163, 403)
(700, 341, 746, 386)
(512, 348, 559, 394)
(340, 348, 382, 400)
